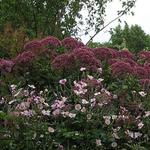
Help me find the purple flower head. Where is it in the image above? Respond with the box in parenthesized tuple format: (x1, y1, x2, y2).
(109, 48, 119, 58)
(119, 50, 133, 59)
(108, 59, 119, 65)
(73, 48, 101, 70)
(75, 48, 94, 61)
(133, 66, 148, 79)
(0, 59, 14, 74)
(144, 62, 150, 68)
(40, 36, 61, 48)
(24, 40, 42, 50)
(62, 37, 84, 50)
(111, 61, 133, 77)
(51, 53, 75, 71)
(14, 51, 35, 65)
(122, 58, 138, 68)
(93, 48, 118, 61)
(138, 51, 150, 61)
(52, 48, 101, 71)
(108, 58, 137, 68)
(143, 64, 150, 78)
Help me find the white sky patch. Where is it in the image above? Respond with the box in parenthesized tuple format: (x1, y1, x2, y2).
(80, 0, 150, 44)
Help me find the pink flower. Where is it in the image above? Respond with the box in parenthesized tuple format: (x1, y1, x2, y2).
(10, 111, 20, 117)
(138, 122, 144, 129)
(51, 100, 65, 110)
(52, 109, 61, 117)
(61, 111, 69, 117)
(69, 113, 76, 118)
(41, 110, 50, 116)
(97, 67, 102, 74)
(82, 99, 89, 104)
(20, 110, 35, 117)
(73, 81, 87, 95)
(81, 107, 86, 112)
(144, 111, 150, 117)
(16, 102, 30, 111)
(125, 130, 142, 139)
(138, 91, 147, 97)
(59, 79, 67, 85)
(58, 144, 64, 150)
(96, 139, 102, 146)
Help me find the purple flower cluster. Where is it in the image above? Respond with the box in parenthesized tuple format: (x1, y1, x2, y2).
(93, 48, 118, 60)
(108, 59, 119, 65)
(133, 66, 149, 79)
(24, 40, 42, 50)
(14, 51, 35, 65)
(61, 37, 84, 50)
(52, 48, 101, 71)
(73, 48, 101, 70)
(40, 36, 61, 48)
(108, 58, 137, 68)
(119, 50, 133, 59)
(122, 58, 138, 68)
(138, 51, 150, 61)
(0, 59, 15, 74)
(111, 61, 133, 77)
(51, 53, 74, 70)
(24, 36, 61, 56)
(144, 65, 150, 78)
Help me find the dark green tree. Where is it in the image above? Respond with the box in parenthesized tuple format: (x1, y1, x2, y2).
(0, 0, 136, 39)
(109, 23, 150, 52)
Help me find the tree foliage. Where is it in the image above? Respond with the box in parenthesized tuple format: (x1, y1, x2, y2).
(109, 23, 150, 52)
(0, 0, 136, 39)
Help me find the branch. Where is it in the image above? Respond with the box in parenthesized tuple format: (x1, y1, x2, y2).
(85, 8, 130, 45)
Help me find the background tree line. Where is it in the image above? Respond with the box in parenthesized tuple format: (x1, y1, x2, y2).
(89, 23, 150, 53)
(0, 0, 136, 39)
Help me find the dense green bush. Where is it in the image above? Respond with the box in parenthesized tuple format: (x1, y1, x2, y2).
(0, 36, 150, 149)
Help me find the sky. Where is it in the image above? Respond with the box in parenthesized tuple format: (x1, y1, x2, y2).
(81, 0, 150, 44)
